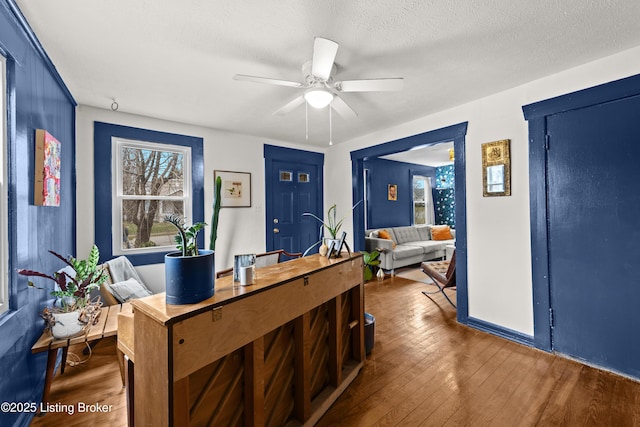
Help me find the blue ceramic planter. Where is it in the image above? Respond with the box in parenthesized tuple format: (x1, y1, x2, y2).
(165, 250, 215, 305)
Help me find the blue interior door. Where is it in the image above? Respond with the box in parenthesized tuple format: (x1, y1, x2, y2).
(270, 161, 319, 254)
(547, 95, 640, 378)
(264, 145, 324, 255)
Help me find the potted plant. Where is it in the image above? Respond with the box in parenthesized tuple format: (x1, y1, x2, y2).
(361, 250, 381, 281)
(303, 202, 361, 256)
(17, 245, 107, 339)
(164, 214, 215, 304)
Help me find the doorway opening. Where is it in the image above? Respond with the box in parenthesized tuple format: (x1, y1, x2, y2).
(350, 122, 469, 323)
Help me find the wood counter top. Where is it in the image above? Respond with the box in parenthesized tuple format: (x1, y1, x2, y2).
(131, 252, 362, 325)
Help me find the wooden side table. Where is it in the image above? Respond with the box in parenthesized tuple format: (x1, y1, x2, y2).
(31, 302, 132, 410)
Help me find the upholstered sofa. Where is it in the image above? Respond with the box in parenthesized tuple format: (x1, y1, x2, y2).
(365, 225, 455, 274)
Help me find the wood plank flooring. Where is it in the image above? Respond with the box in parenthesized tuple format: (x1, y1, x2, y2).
(30, 271, 640, 426)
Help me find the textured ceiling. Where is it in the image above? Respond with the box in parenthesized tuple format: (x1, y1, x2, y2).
(14, 0, 640, 146)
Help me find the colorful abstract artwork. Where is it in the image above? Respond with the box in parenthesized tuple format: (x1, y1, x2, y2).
(35, 129, 61, 206)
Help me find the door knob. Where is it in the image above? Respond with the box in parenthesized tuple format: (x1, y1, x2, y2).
(273, 228, 280, 234)
(273, 218, 279, 224)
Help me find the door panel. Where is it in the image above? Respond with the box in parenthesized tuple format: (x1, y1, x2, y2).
(268, 160, 320, 254)
(547, 95, 640, 378)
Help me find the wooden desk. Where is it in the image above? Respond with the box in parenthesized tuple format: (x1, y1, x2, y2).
(119, 253, 364, 426)
(32, 302, 132, 408)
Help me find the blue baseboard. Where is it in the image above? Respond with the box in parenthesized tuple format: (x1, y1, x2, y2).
(466, 317, 535, 348)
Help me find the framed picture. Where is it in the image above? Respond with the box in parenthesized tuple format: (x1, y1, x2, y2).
(388, 184, 397, 201)
(34, 129, 61, 206)
(214, 170, 251, 207)
(482, 139, 511, 197)
(325, 240, 336, 259)
(336, 231, 348, 257)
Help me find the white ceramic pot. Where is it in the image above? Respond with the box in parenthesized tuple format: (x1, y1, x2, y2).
(50, 311, 86, 339)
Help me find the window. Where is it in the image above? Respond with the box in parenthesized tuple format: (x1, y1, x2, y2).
(413, 175, 431, 225)
(1, 55, 8, 315)
(112, 138, 191, 255)
(94, 122, 204, 266)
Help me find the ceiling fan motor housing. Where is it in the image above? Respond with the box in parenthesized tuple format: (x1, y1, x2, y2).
(302, 60, 336, 87)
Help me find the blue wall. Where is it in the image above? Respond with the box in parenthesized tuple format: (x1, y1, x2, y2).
(0, 1, 76, 425)
(364, 157, 436, 229)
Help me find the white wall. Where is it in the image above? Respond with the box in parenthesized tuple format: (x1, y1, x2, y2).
(75, 105, 320, 293)
(327, 45, 640, 336)
(77, 44, 640, 333)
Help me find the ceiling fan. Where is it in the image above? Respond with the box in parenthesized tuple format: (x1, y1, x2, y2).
(233, 37, 404, 119)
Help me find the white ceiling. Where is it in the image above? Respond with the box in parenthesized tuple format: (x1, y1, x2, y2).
(380, 142, 454, 167)
(15, 1, 640, 147)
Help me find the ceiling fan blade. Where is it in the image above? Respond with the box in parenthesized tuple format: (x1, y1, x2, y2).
(331, 95, 357, 119)
(273, 95, 305, 116)
(335, 78, 404, 92)
(311, 37, 339, 81)
(234, 74, 303, 88)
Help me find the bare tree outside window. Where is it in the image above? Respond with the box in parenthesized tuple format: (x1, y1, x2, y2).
(413, 175, 431, 225)
(116, 143, 190, 251)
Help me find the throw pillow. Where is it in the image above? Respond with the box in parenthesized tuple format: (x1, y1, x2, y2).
(378, 229, 392, 240)
(431, 225, 453, 240)
(377, 229, 397, 249)
(107, 278, 153, 303)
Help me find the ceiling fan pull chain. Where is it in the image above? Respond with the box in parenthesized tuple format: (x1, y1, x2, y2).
(329, 103, 333, 146)
(305, 102, 309, 141)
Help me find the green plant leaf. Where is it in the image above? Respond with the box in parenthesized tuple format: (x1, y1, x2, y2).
(87, 244, 100, 270)
(364, 266, 373, 281)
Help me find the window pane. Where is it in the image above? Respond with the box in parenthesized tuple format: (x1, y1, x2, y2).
(0, 56, 6, 314)
(122, 200, 184, 250)
(280, 171, 292, 182)
(414, 202, 426, 225)
(121, 147, 184, 196)
(413, 178, 425, 201)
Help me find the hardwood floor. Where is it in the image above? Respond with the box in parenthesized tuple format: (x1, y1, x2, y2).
(29, 336, 127, 427)
(30, 271, 640, 426)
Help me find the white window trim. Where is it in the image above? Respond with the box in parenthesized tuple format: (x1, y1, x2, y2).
(1, 55, 8, 315)
(111, 137, 192, 256)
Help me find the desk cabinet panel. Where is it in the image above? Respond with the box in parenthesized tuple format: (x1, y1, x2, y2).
(127, 254, 364, 426)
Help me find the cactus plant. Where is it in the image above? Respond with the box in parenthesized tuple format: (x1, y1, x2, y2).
(209, 175, 222, 251)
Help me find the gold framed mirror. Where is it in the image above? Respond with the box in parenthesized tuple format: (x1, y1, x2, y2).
(482, 139, 511, 197)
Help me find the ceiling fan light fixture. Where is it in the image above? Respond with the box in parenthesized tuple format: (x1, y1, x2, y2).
(304, 88, 333, 109)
